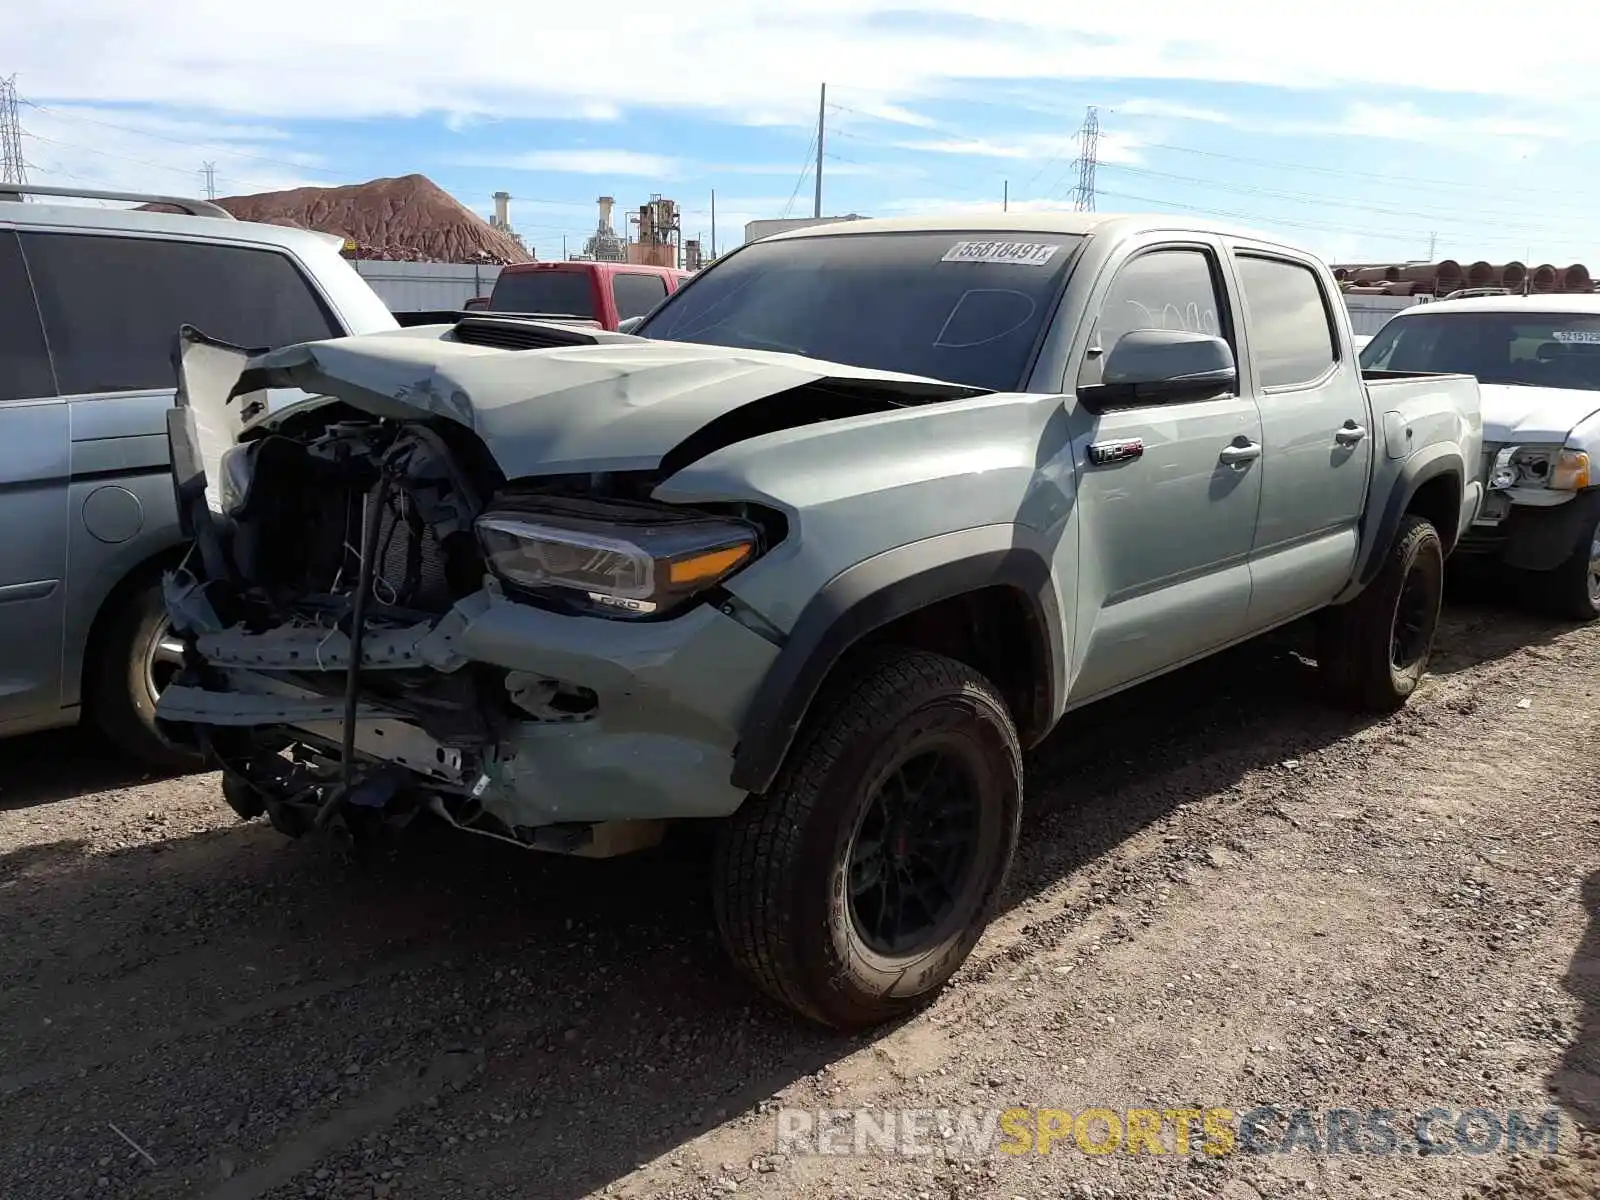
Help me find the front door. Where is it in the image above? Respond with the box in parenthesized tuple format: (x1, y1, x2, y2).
(1065, 241, 1265, 702)
(1231, 250, 1373, 628)
(0, 229, 70, 731)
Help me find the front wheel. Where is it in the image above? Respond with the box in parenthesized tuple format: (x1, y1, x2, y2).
(713, 648, 1022, 1030)
(1318, 514, 1444, 713)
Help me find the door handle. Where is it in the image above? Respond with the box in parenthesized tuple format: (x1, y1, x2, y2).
(1335, 421, 1367, 445)
(1218, 441, 1262, 467)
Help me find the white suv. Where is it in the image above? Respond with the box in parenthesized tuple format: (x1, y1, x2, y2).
(0, 184, 398, 766)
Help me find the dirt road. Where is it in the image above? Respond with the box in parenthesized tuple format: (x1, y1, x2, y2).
(2, 594, 1596, 1200)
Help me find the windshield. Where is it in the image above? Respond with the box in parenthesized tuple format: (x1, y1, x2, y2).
(489, 270, 598, 319)
(1360, 310, 1600, 392)
(636, 231, 1085, 391)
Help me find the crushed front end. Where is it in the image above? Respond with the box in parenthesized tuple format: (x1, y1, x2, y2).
(156, 326, 787, 854)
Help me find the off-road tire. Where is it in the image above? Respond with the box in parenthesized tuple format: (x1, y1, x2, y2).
(1525, 513, 1600, 622)
(713, 647, 1022, 1030)
(1318, 514, 1444, 713)
(90, 577, 203, 772)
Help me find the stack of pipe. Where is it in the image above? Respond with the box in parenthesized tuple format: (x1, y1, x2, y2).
(1331, 259, 1595, 296)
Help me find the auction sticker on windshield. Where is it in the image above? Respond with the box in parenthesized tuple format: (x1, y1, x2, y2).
(942, 241, 1062, 266)
(1552, 330, 1600, 344)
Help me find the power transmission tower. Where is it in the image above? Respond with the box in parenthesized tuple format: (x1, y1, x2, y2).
(201, 161, 217, 200)
(0, 75, 28, 186)
(1068, 106, 1099, 213)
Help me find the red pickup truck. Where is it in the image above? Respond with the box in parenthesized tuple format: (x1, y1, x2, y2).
(479, 261, 692, 330)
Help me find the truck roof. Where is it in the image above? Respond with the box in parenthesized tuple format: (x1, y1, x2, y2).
(1388, 293, 1600, 317)
(499, 260, 690, 278)
(763, 212, 1302, 252)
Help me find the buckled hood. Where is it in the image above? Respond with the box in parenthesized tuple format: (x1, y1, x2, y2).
(207, 326, 984, 479)
(1478, 383, 1600, 445)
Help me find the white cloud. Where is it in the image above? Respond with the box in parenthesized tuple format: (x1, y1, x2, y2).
(1109, 98, 1235, 125)
(458, 149, 682, 177)
(894, 130, 1144, 165)
(9, 2, 1600, 129)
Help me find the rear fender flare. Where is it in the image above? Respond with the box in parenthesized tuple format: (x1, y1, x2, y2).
(729, 525, 1065, 795)
(1348, 445, 1464, 596)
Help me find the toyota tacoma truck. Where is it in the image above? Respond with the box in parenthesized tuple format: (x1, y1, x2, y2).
(154, 215, 1482, 1029)
(1360, 292, 1600, 618)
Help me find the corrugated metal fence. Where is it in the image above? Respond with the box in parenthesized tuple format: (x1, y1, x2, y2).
(351, 261, 502, 312)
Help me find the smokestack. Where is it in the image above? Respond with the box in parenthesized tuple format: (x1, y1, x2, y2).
(491, 190, 511, 229)
(597, 195, 615, 231)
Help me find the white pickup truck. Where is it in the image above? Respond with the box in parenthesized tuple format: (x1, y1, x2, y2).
(1361, 294, 1600, 618)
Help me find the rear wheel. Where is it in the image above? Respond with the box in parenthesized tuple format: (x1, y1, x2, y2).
(1525, 512, 1600, 621)
(1318, 514, 1444, 712)
(90, 576, 204, 771)
(713, 647, 1022, 1030)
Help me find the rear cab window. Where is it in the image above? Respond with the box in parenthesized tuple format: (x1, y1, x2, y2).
(637, 231, 1085, 391)
(20, 232, 340, 395)
(1233, 254, 1338, 388)
(489, 268, 599, 319)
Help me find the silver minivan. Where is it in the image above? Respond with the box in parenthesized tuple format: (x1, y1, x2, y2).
(0, 184, 398, 767)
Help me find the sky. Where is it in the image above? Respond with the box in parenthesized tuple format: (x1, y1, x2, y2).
(6, 2, 1600, 268)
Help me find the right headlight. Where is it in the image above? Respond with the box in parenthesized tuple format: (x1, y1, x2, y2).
(475, 497, 760, 618)
(1494, 445, 1592, 491)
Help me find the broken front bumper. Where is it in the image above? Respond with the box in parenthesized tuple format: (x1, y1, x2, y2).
(157, 578, 781, 834)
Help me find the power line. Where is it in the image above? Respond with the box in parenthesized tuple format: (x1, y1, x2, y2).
(781, 127, 818, 219)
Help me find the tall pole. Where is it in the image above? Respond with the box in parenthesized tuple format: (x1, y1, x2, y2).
(711, 188, 717, 258)
(1003, 180, 1008, 213)
(813, 82, 826, 219)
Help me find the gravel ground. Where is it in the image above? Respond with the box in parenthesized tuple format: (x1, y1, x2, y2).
(1, 593, 1596, 1200)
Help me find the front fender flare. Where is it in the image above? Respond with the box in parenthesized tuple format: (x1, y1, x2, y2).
(730, 525, 1065, 795)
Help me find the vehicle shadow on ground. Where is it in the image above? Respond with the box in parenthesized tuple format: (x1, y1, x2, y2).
(1430, 569, 1584, 677)
(1551, 870, 1600, 1129)
(0, 600, 1560, 1199)
(0, 726, 194, 813)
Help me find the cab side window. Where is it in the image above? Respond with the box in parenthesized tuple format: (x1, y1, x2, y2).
(1234, 255, 1337, 388)
(0, 231, 56, 401)
(1078, 248, 1227, 389)
(613, 272, 670, 322)
(21, 233, 340, 396)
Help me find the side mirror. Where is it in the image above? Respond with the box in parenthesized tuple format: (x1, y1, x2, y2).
(617, 315, 645, 334)
(1096, 328, 1237, 402)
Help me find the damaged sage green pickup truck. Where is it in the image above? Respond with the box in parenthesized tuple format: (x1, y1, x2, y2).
(155, 215, 1483, 1029)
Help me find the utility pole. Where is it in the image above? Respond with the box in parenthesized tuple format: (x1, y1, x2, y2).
(1003, 180, 1008, 213)
(201, 161, 217, 200)
(813, 82, 826, 219)
(710, 188, 717, 259)
(1427, 230, 1437, 260)
(1069, 106, 1100, 213)
(0, 75, 28, 186)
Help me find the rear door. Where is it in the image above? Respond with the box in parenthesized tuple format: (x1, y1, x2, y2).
(1065, 238, 1266, 701)
(1229, 249, 1372, 627)
(0, 228, 69, 730)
